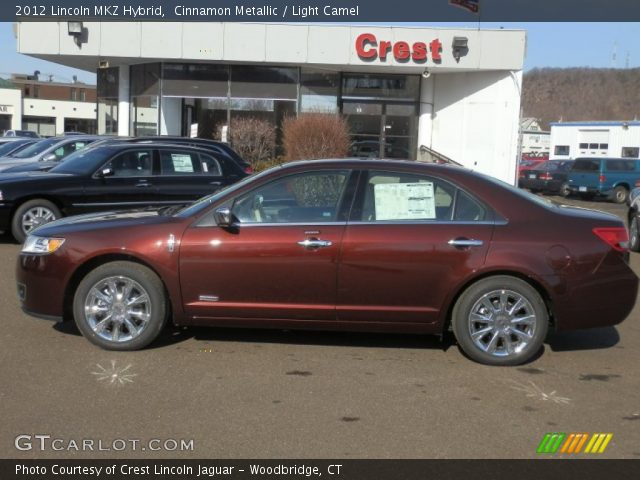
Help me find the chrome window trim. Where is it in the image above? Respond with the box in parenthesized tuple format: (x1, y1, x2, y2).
(233, 221, 348, 228)
(72, 201, 181, 207)
(346, 219, 507, 226)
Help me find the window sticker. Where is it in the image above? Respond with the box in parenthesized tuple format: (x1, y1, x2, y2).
(172, 154, 194, 173)
(374, 182, 435, 220)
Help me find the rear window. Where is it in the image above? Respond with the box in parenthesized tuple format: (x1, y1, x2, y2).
(572, 159, 600, 172)
(605, 159, 636, 171)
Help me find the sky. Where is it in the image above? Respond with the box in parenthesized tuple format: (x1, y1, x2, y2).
(0, 22, 638, 85)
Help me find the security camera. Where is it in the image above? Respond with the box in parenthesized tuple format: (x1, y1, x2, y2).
(422, 69, 431, 79)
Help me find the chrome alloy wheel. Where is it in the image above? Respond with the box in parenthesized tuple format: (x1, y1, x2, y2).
(84, 276, 151, 343)
(468, 289, 537, 357)
(21, 206, 57, 234)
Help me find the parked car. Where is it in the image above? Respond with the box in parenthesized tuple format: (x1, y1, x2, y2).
(567, 157, 640, 204)
(16, 159, 637, 365)
(126, 136, 253, 173)
(517, 159, 546, 179)
(0, 142, 249, 242)
(519, 160, 574, 196)
(0, 138, 38, 158)
(0, 136, 102, 172)
(3, 129, 39, 138)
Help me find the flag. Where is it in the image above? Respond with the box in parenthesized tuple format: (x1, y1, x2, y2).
(449, 0, 480, 14)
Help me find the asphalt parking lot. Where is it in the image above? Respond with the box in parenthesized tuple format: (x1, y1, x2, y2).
(1, 195, 639, 459)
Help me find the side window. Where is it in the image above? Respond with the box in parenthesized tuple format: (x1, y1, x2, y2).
(232, 171, 349, 224)
(104, 150, 153, 177)
(360, 171, 486, 222)
(159, 151, 201, 175)
(554, 145, 570, 156)
(621, 147, 639, 159)
(200, 154, 222, 176)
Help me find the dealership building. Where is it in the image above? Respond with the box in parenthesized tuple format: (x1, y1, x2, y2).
(16, 22, 525, 183)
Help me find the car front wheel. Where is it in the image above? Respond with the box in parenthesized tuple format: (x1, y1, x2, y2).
(11, 199, 61, 243)
(452, 276, 548, 366)
(73, 261, 167, 350)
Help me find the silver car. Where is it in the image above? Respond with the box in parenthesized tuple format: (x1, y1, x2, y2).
(0, 136, 102, 172)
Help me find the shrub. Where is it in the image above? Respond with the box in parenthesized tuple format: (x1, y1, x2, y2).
(227, 117, 276, 168)
(282, 113, 350, 161)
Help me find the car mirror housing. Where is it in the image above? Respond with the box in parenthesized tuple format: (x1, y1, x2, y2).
(41, 153, 57, 162)
(214, 207, 233, 227)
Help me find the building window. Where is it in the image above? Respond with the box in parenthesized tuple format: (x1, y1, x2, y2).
(622, 147, 640, 158)
(300, 69, 339, 113)
(588, 143, 598, 149)
(97, 67, 120, 134)
(24, 87, 30, 97)
(579, 143, 588, 149)
(554, 145, 570, 156)
(70, 89, 77, 101)
(80, 90, 86, 102)
(130, 64, 160, 136)
(33, 86, 39, 98)
(599, 143, 608, 150)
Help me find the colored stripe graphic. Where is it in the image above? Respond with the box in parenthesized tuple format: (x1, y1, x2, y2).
(537, 433, 566, 454)
(584, 433, 614, 454)
(539, 433, 613, 454)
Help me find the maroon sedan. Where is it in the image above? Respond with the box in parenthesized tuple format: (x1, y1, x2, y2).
(16, 160, 638, 365)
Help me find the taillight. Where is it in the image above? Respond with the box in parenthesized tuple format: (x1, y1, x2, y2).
(244, 165, 254, 174)
(599, 174, 606, 183)
(539, 173, 552, 181)
(635, 179, 640, 188)
(592, 227, 629, 252)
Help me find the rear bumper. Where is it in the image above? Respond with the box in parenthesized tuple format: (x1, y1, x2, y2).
(552, 252, 638, 331)
(520, 179, 563, 192)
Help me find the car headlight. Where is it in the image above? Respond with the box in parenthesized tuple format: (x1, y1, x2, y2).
(21, 236, 65, 254)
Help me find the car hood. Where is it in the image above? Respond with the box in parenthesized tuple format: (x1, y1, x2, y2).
(0, 171, 73, 183)
(31, 207, 184, 238)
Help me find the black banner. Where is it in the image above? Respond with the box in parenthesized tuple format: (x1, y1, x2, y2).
(6, 0, 640, 22)
(3, 459, 640, 480)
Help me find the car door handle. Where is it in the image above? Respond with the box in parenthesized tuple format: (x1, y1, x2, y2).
(209, 181, 222, 186)
(136, 182, 152, 187)
(297, 238, 333, 249)
(448, 238, 484, 248)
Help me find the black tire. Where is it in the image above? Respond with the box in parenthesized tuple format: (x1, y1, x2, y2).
(11, 199, 62, 243)
(451, 276, 548, 366)
(611, 186, 629, 204)
(559, 183, 571, 198)
(629, 215, 640, 252)
(73, 261, 167, 350)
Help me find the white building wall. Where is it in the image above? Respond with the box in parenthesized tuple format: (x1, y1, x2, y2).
(0, 88, 22, 131)
(550, 124, 640, 159)
(431, 71, 522, 185)
(21, 98, 96, 135)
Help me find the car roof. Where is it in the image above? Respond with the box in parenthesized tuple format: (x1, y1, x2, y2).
(94, 142, 225, 154)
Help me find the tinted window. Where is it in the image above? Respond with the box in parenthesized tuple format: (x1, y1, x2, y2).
(50, 148, 114, 175)
(0, 140, 33, 156)
(554, 145, 570, 156)
(232, 171, 349, 224)
(622, 147, 640, 158)
(360, 171, 485, 222)
(572, 159, 600, 171)
(103, 150, 153, 177)
(589, 143, 599, 149)
(606, 159, 636, 171)
(52, 140, 90, 159)
(579, 143, 588, 149)
(200, 154, 222, 176)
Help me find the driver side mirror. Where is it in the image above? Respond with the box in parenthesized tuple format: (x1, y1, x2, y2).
(214, 207, 233, 227)
(99, 167, 114, 177)
(41, 153, 57, 162)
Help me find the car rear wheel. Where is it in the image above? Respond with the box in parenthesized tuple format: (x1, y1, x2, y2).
(73, 261, 167, 350)
(612, 186, 629, 204)
(451, 276, 548, 366)
(11, 199, 61, 243)
(629, 215, 640, 252)
(559, 183, 570, 197)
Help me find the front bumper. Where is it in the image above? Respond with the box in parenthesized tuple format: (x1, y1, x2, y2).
(16, 252, 73, 321)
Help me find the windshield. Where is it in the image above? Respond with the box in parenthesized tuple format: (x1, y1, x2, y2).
(0, 140, 33, 156)
(10, 137, 60, 158)
(175, 168, 276, 218)
(49, 147, 114, 175)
